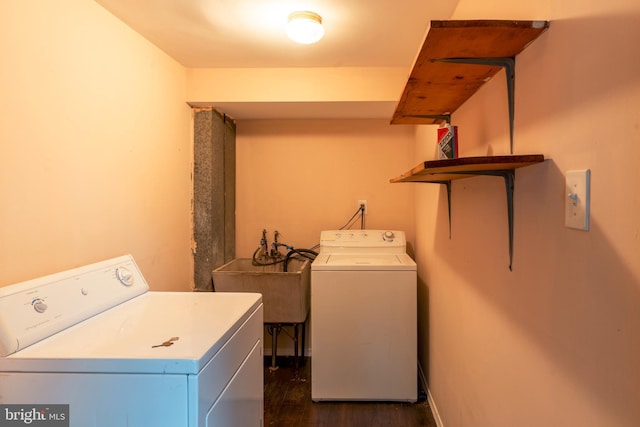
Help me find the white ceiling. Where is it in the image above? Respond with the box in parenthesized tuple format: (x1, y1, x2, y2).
(95, 0, 458, 118)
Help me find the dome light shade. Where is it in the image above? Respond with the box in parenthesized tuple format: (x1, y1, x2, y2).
(286, 11, 325, 44)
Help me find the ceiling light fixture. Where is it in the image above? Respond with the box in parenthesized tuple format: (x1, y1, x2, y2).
(286, 11, 325, 44)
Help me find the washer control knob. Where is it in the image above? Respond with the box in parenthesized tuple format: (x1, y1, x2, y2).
(116, 267, 134, 286)
(33, 299, 48, 313)
(383, 231, 395, 241)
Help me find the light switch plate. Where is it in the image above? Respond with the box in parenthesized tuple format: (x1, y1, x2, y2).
(565, 169, 590, 230)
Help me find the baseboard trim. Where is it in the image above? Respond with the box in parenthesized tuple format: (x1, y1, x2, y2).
(418, 362, 444, 427)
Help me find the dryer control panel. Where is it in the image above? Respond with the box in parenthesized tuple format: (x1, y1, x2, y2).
(318, 230, 407, 253)
(0, 255, 148, 356)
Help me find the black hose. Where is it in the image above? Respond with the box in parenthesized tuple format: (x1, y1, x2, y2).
(283, 248, 318, 272)
(252, 246, 284, 266)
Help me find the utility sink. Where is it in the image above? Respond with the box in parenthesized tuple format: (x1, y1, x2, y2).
(211, 258, 310, 324)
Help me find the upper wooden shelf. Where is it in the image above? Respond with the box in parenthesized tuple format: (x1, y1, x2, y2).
(391, 20, 550, 125)
(390, 155, 545, 183)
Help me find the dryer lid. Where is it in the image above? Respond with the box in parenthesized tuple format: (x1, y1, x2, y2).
(0, 255, 262, 375)
(0, 292, 262, 375)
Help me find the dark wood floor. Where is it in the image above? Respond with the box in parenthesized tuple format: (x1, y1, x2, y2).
(264, 357, 438, 427)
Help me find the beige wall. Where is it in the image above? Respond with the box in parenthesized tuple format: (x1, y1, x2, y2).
(186, 67, 408, 120)
(235, 119, 416, 356)
(2, 0, 639, 424)
(417, 0, 640, 426)
(235, 119, 416, 256)
(187, 67, 407, 103)
(0, 0, 193, 291)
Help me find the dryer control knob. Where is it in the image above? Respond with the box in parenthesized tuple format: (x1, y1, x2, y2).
(33, 299, 48, 313)
(383, 231, 395, 240)
(116, 267, 134, 286)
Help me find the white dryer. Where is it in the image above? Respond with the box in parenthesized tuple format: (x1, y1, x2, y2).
(311, 230, 417, 402)
(0, 255, 263, 427)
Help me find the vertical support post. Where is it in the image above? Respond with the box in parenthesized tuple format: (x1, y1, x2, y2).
(268, 324, 281, 369)
(193, 108, 236, 291)
(301, 320, 306, 358)
(293, 324, 299, 359)
(272, 325, 278, 368)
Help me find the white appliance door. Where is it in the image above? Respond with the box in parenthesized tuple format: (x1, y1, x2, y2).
(189, 304, 264, 427)
(0, 371, 189, 426)
(311, 270, 417, 401)
(205, 341, 263, 427)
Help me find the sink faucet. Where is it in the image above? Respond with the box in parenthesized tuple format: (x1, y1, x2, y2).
(260, 229, 269, 259)
(271, 230, 283, 259)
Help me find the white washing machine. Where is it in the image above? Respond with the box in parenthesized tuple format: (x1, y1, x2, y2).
(0, 255, 263, 427)
(311, 230, 417, 402)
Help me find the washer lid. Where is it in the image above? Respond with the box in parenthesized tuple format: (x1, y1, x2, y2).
(312, 253, 416, 271)
(0, 292, 262, 375)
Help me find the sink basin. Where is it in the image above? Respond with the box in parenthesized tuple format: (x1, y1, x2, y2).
(211, 258, 310, 324)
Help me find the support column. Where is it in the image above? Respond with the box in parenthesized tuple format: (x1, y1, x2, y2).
(193, 108, 236, 291)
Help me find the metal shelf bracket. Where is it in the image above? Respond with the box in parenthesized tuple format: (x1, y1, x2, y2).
(406, 114, 452, 124)
(420, 180, 453, 238)
(432, 170, 516, 270)
(477, 170, 515, 271)
(433, 57, 516, 154)
(444, 180, 452, 239)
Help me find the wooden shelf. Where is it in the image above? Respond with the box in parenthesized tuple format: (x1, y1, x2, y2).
(390, 155, 545, 271)
(388, 20, 550, 270)
(390, 155, 545, 183)
(391, 20, 550, 126)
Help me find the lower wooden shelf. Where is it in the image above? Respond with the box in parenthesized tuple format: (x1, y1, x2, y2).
(390, 155, 545, 270)
(390, 155, 544, 183)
